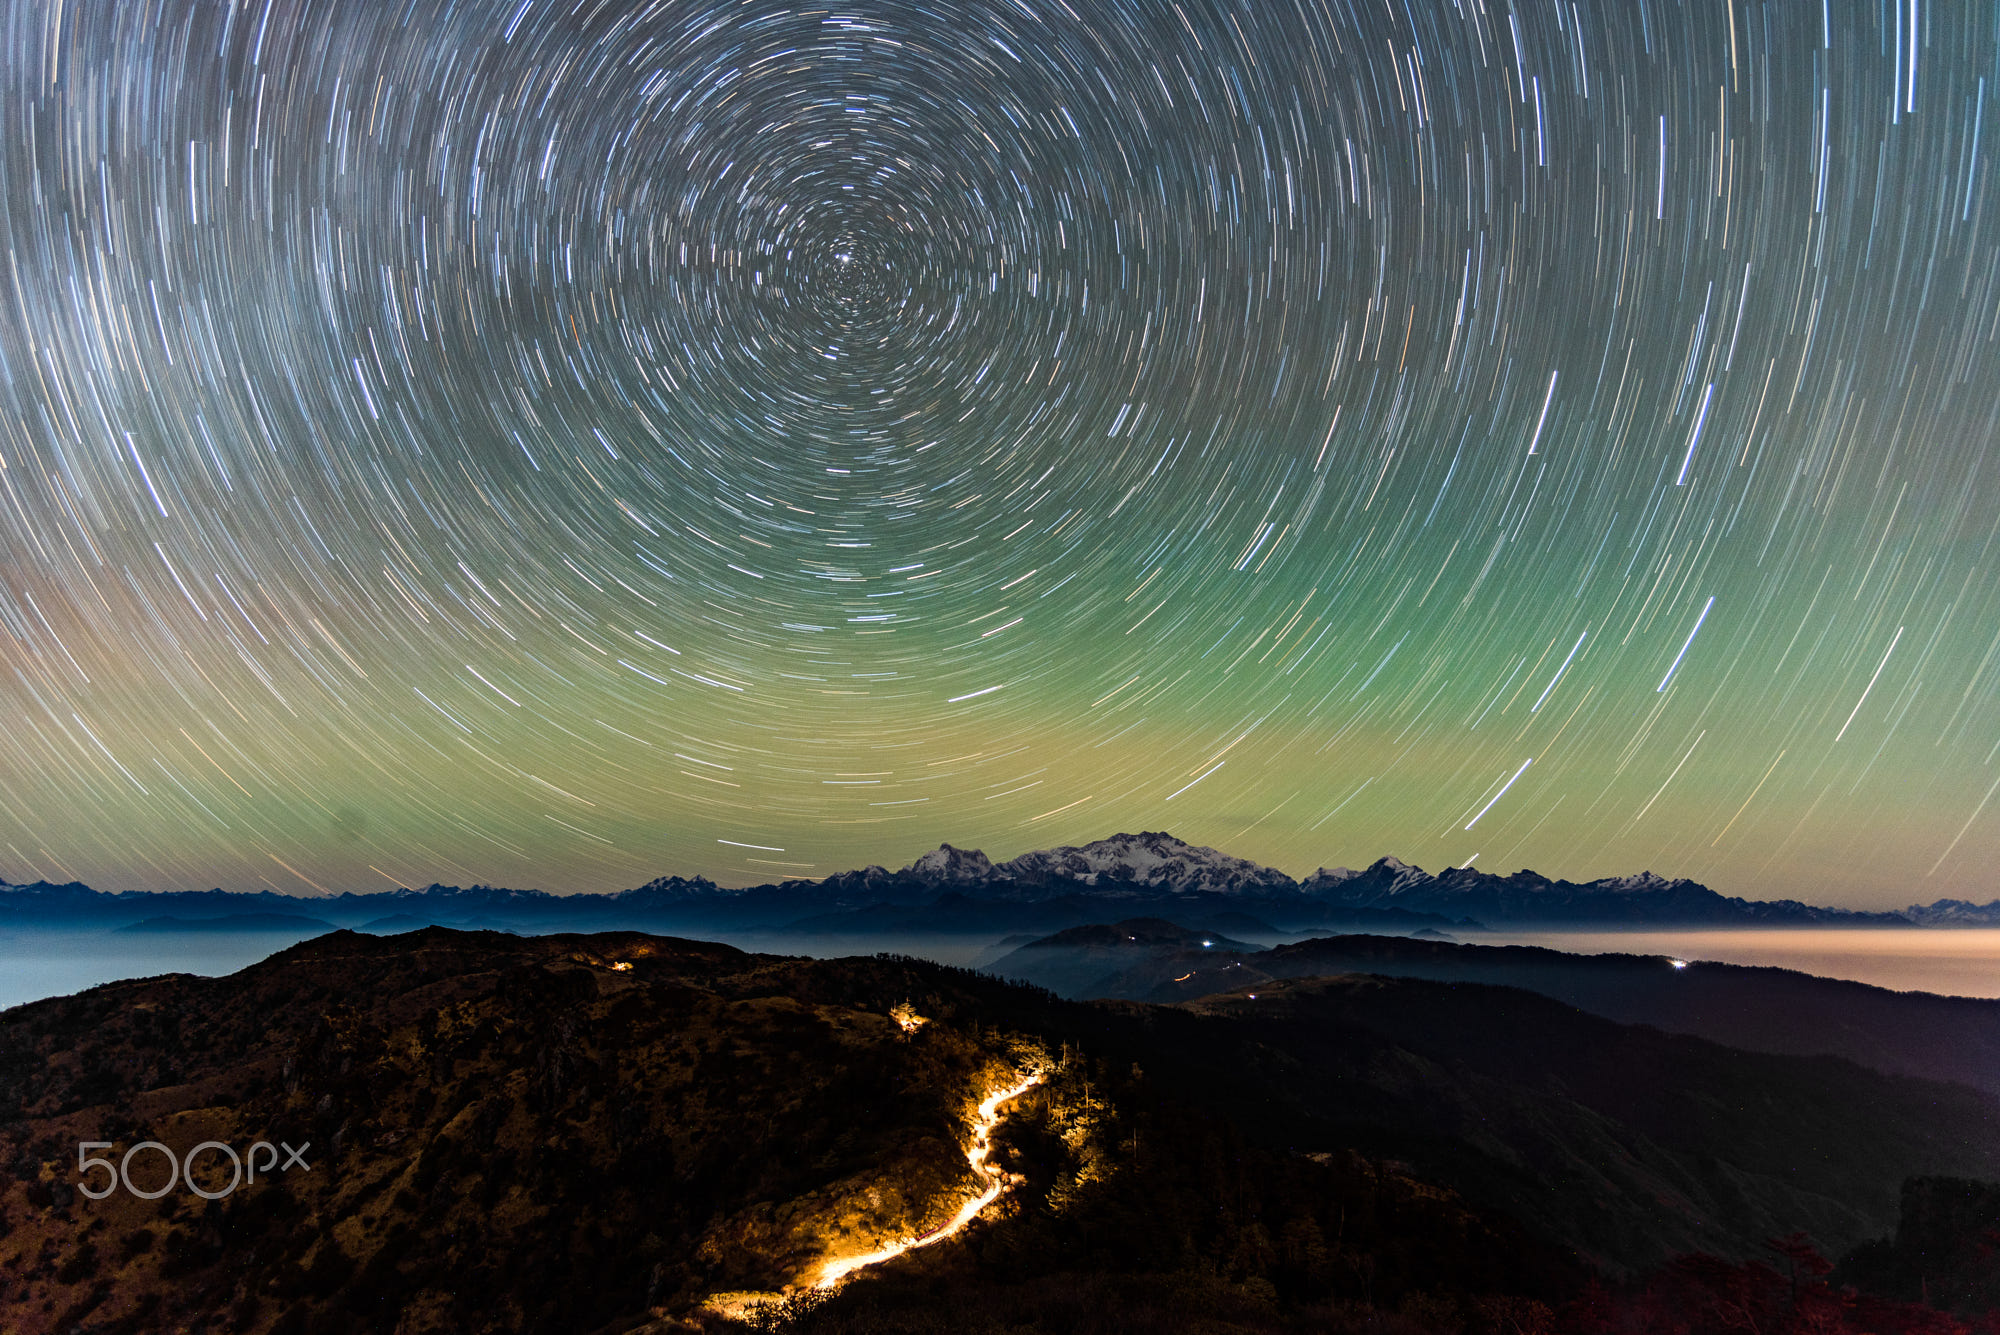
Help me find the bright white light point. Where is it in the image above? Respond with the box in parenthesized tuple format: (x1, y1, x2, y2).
(1530, 631, 1587, 712)
(1165, 761, 1224, 801)
(1465, 759, 1533, 829)
(1657, 596, 1715, 692)
(1527, 369, 1557, 455)
(1675, 383, 1714, 485)
(1670, 959, 1688, 970)
(1834, 626, 1904, 742)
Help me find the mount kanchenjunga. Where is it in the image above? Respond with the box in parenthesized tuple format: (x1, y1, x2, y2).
(885, 831, 1301, 900)
(763, 832, 1301, 909)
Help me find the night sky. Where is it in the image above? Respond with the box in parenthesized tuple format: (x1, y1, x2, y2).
(1, 0, 1997, 908)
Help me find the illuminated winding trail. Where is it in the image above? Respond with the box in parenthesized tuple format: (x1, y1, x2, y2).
(813, 1070, 1046, 1289)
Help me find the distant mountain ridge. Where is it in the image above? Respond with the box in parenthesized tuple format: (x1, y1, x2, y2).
(981, 924, 2000, 1097)
(1299, 856, 1946, 926)
(3, 832, 1995, 931)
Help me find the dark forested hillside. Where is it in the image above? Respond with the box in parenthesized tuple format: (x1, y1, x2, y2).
(1, 928, 1995, 1333)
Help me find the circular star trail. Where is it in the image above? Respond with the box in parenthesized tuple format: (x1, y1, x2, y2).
(1, 0, 1998, 905)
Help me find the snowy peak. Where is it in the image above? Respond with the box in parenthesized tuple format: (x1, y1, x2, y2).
(0, 879, 109, 906)
(403, 882, 556, 904)
(1598, 871, 1676, 893)
(1299, 857, 1432, 899)
(1903, 898, 2000, 926)
(1375, 856, 1436, 891)
(616, 875, 726, 903)
(998, 831, 1301, 897)
(902, 843, 996, 884)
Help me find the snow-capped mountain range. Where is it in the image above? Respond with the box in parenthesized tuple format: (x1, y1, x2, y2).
(2, 831, 1993, 930)
(901, 831, 1299, 897)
